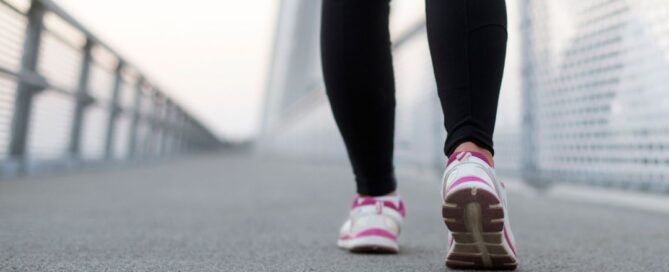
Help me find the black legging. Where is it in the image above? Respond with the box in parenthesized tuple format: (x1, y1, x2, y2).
(321, 0, 507, 196)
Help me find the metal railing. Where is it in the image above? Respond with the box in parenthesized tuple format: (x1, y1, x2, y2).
(0, 0, 221, 178)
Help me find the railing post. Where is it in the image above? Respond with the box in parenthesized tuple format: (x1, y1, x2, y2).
(68, 39, 94, 159)
(167, 102, 178, 155)
(180, 113, 188, 153)
(181, 116, 190, 153)
(189, 118, 197, 152)
(143, 90, 158, 158)
(173, 110, 185, 155)
(161, 101, 173, 156)
(154, 98, 165, 157)
(104, 61, 124, 160)
(171, 105, 178, 155)
(128, 78, 143, 158)
(8, 0, 45, 165)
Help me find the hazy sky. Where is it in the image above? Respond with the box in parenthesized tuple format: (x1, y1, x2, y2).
(55, 0, 279, 141)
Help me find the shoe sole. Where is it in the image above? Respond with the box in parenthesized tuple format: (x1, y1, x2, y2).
(338, 236, 399, 254)
(442, 186, 517, 270)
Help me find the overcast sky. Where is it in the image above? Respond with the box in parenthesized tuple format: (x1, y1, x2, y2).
(54, 0, 278, 141)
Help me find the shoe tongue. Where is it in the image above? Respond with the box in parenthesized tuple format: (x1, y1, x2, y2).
(447, 151, 492, 167)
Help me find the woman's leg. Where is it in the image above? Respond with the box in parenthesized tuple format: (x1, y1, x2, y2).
(425, 0, 508, 160)
(321, 0, 396, 196)
(426, 2, 518, 269)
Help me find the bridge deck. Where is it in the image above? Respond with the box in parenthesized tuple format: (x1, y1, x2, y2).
(1, 153, 667, 271)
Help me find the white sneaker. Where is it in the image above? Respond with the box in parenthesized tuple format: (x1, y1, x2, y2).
(337, 195, 405, 253)
(441, 151, 518, 270)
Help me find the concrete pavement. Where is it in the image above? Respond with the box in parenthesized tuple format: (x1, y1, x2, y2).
(1, 153, 668, 271)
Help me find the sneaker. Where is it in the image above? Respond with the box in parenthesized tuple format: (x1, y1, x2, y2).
(337, 195, 405, 253)
(441, 151, 518, 270)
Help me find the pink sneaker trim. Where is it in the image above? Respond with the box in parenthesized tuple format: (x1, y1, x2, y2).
(447, 151, 492, 167)
(504, 227, 517, 256)
(352, 196, 406, 217)
(446, 176, 494, 192)
(394, 200, 406, 217)
(340, 228, 397, 241)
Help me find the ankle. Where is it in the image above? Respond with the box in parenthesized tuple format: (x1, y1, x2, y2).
(453, 142, 494, 167)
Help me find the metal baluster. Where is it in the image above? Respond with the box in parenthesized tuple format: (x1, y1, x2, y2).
(104, 61, 124, 160)
(8, 0, 46, 171)
(128, 78, 143, 158)
(68, 39, 94, 161)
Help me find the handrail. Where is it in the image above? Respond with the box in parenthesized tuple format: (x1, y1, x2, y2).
(0, 0, 222, 178)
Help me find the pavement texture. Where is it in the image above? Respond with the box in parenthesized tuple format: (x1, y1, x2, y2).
(1, 152, 669, 271)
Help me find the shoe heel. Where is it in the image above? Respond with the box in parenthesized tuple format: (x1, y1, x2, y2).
(442, 186, 517, 270)
(442, 186, 504, 233)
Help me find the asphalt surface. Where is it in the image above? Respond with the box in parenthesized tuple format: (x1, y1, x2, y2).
(1, 153, 668, 271)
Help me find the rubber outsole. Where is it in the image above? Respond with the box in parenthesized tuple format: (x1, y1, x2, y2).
(349, 244, 399, 254)
(338, 235, 399, 254)
(442, 186, 517, 270)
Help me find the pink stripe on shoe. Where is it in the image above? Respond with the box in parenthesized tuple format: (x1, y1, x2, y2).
(381, 200, 406, 217)
(504, 227, 517, 256)
(352, 197, 377, 208)
(447, 151, 492, 167)
(352, 196, 406, 217)
(340, 228, 397, 241)
(447, 153, 461, 166)
(446, 176, 493, 192)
